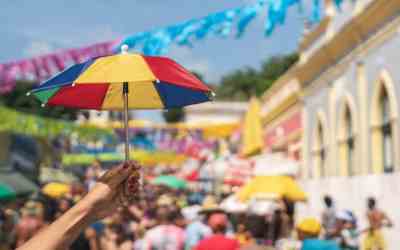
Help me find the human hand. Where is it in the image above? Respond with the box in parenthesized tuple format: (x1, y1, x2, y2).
(82, 161, 141, 222)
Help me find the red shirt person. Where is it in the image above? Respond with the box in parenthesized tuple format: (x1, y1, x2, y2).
(195, 213, 240, 250)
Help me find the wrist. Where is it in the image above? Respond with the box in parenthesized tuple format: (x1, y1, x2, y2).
(72, 197, 96, 225)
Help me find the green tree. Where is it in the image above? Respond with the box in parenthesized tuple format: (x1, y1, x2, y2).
(0, 80, 78, 120)
(163, 108, 185, 123)
(215, 53, 298, 101)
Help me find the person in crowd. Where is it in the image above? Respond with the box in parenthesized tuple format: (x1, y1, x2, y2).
(183, 205, 211, 250)
(142, 206, 185, 250)
(194, 213, 240, 250)
(235, 223, 252, 246)
(321, 195, 336, 240)
(270, 201, 291, 245)
(132, 225, 146, 250)
(335, 210, 359, 250)
(15, 201, 46, 247)
(246, 212, 267, 245)
(0, 204, 19, 250)
(54, 198, 73, 219)
(296, 218, 340, 250)
(16, 161, 141, 250)
(363, 197, 392, 250)
(100, 222, 132, 250)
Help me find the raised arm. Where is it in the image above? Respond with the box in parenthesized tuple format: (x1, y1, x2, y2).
(17, 161, 141, 250)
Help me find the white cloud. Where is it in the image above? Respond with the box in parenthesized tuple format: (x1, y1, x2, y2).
(168, 46, 219, 83)
(23, 41, 54, 57)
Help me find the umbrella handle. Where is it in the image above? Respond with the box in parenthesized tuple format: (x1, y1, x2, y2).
(123, 81, 144, 192)
(123, 82, 130, 162)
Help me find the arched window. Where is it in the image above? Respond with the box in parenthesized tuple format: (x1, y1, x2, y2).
(339, 101, 356, 177)
(313, 117, 326, 178)
(371, 73, 398, 174)
(317, 122, 326, 177)
(344, 106, 355, 176)
(380, 87, 394, 173)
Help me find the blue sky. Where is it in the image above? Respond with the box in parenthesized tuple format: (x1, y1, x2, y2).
(1, 0, 305, 121)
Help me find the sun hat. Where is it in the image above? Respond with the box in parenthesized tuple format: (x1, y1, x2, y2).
(296, 218, 321, 236)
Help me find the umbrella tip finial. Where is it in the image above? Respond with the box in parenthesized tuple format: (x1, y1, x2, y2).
(26, 92, 31, 96)
(121, 44, 129, 54)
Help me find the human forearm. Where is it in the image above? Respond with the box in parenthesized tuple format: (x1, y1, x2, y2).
(16, 162, 140, 250)
(17, 198, 93, 250)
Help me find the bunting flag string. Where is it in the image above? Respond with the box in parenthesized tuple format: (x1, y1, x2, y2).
(0, 0, 341, 94)
(0, 106, 114, 140)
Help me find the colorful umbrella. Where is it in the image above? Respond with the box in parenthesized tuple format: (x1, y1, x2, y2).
(29, 45, 213, 161)
(0, 183, 16, 201)
(0, 171, 38, 196)
(152, 175, 187, 189)
(42, 182, 71, 198)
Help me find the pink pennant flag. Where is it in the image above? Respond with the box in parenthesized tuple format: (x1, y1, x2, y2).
(17, 60, 34, 79)
(49, 53, 65, 71)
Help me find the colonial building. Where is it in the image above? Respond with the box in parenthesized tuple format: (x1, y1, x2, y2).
(261, 0, 400, 244)
(184, 101, 248, 124)
(260, 72, 302, 162)
(287, 0, 400, 244)
(299, 0, 400, 178)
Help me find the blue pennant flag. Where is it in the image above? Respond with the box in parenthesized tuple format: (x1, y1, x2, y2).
(116, 0, 339, 56)
(236, 4, 261, 38)
(311, 0, 322, 23)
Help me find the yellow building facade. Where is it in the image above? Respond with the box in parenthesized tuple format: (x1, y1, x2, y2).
(295, 0, 400, 178)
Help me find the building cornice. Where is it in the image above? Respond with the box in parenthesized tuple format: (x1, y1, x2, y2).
(299, 0, 400, 91)
(299, 17, 332, 52)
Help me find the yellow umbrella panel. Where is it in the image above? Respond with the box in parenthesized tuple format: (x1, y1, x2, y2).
(237, 175, 307, 202)
(42, 182, 71, 199)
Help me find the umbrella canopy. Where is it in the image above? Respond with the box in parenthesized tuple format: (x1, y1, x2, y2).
(220, 194, 248, 213)
(42, 182, 71, 198)
(0, 183, 16, 201)
(30, 46, 212, 163)
(40, 167, 78, 184)
(237, 175, 307, 202)
(241, 97, 263, 157)
(152, 175, 187, 189)
(251, 153, 299, 176)
(0, 171, 38, 196)
(29, 51, 212, 110)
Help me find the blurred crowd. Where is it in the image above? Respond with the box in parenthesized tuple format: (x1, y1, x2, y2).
(0, 162, 393, 250)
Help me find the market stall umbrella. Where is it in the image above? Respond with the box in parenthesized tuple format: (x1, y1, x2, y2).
(42, 182, 71, 199)
(29, 45, 213, 161)
(0, 171, 38, 196)
(152, 175, 187, 189)
(241, 97, 263, 157)
(0, 183, 16, 201)
(40, 167, 79, 184)
(237, 175, 307, 202)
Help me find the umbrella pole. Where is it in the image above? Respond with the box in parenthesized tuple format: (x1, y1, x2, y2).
(123, 82, 129, 161)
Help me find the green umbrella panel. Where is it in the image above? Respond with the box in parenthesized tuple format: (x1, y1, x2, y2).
(0, 183, 16, 201)
(0, 171, 38, 196)
(152, 175, 187, 189)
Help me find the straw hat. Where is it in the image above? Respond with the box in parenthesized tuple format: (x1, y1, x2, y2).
(199, 195, 224, 214)
(21, 201, 41, 216)
(157, 194, 174, 207)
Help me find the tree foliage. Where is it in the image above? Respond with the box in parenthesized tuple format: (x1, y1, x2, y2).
(215, 53, 298, 101)
(0, 81, 78, 120)
(163, 108, 185, 123)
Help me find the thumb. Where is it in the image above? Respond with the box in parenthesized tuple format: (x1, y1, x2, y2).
(100, 162, 134, 188)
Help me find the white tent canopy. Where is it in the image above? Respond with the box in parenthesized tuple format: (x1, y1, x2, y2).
(251, 153, 299, 176)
